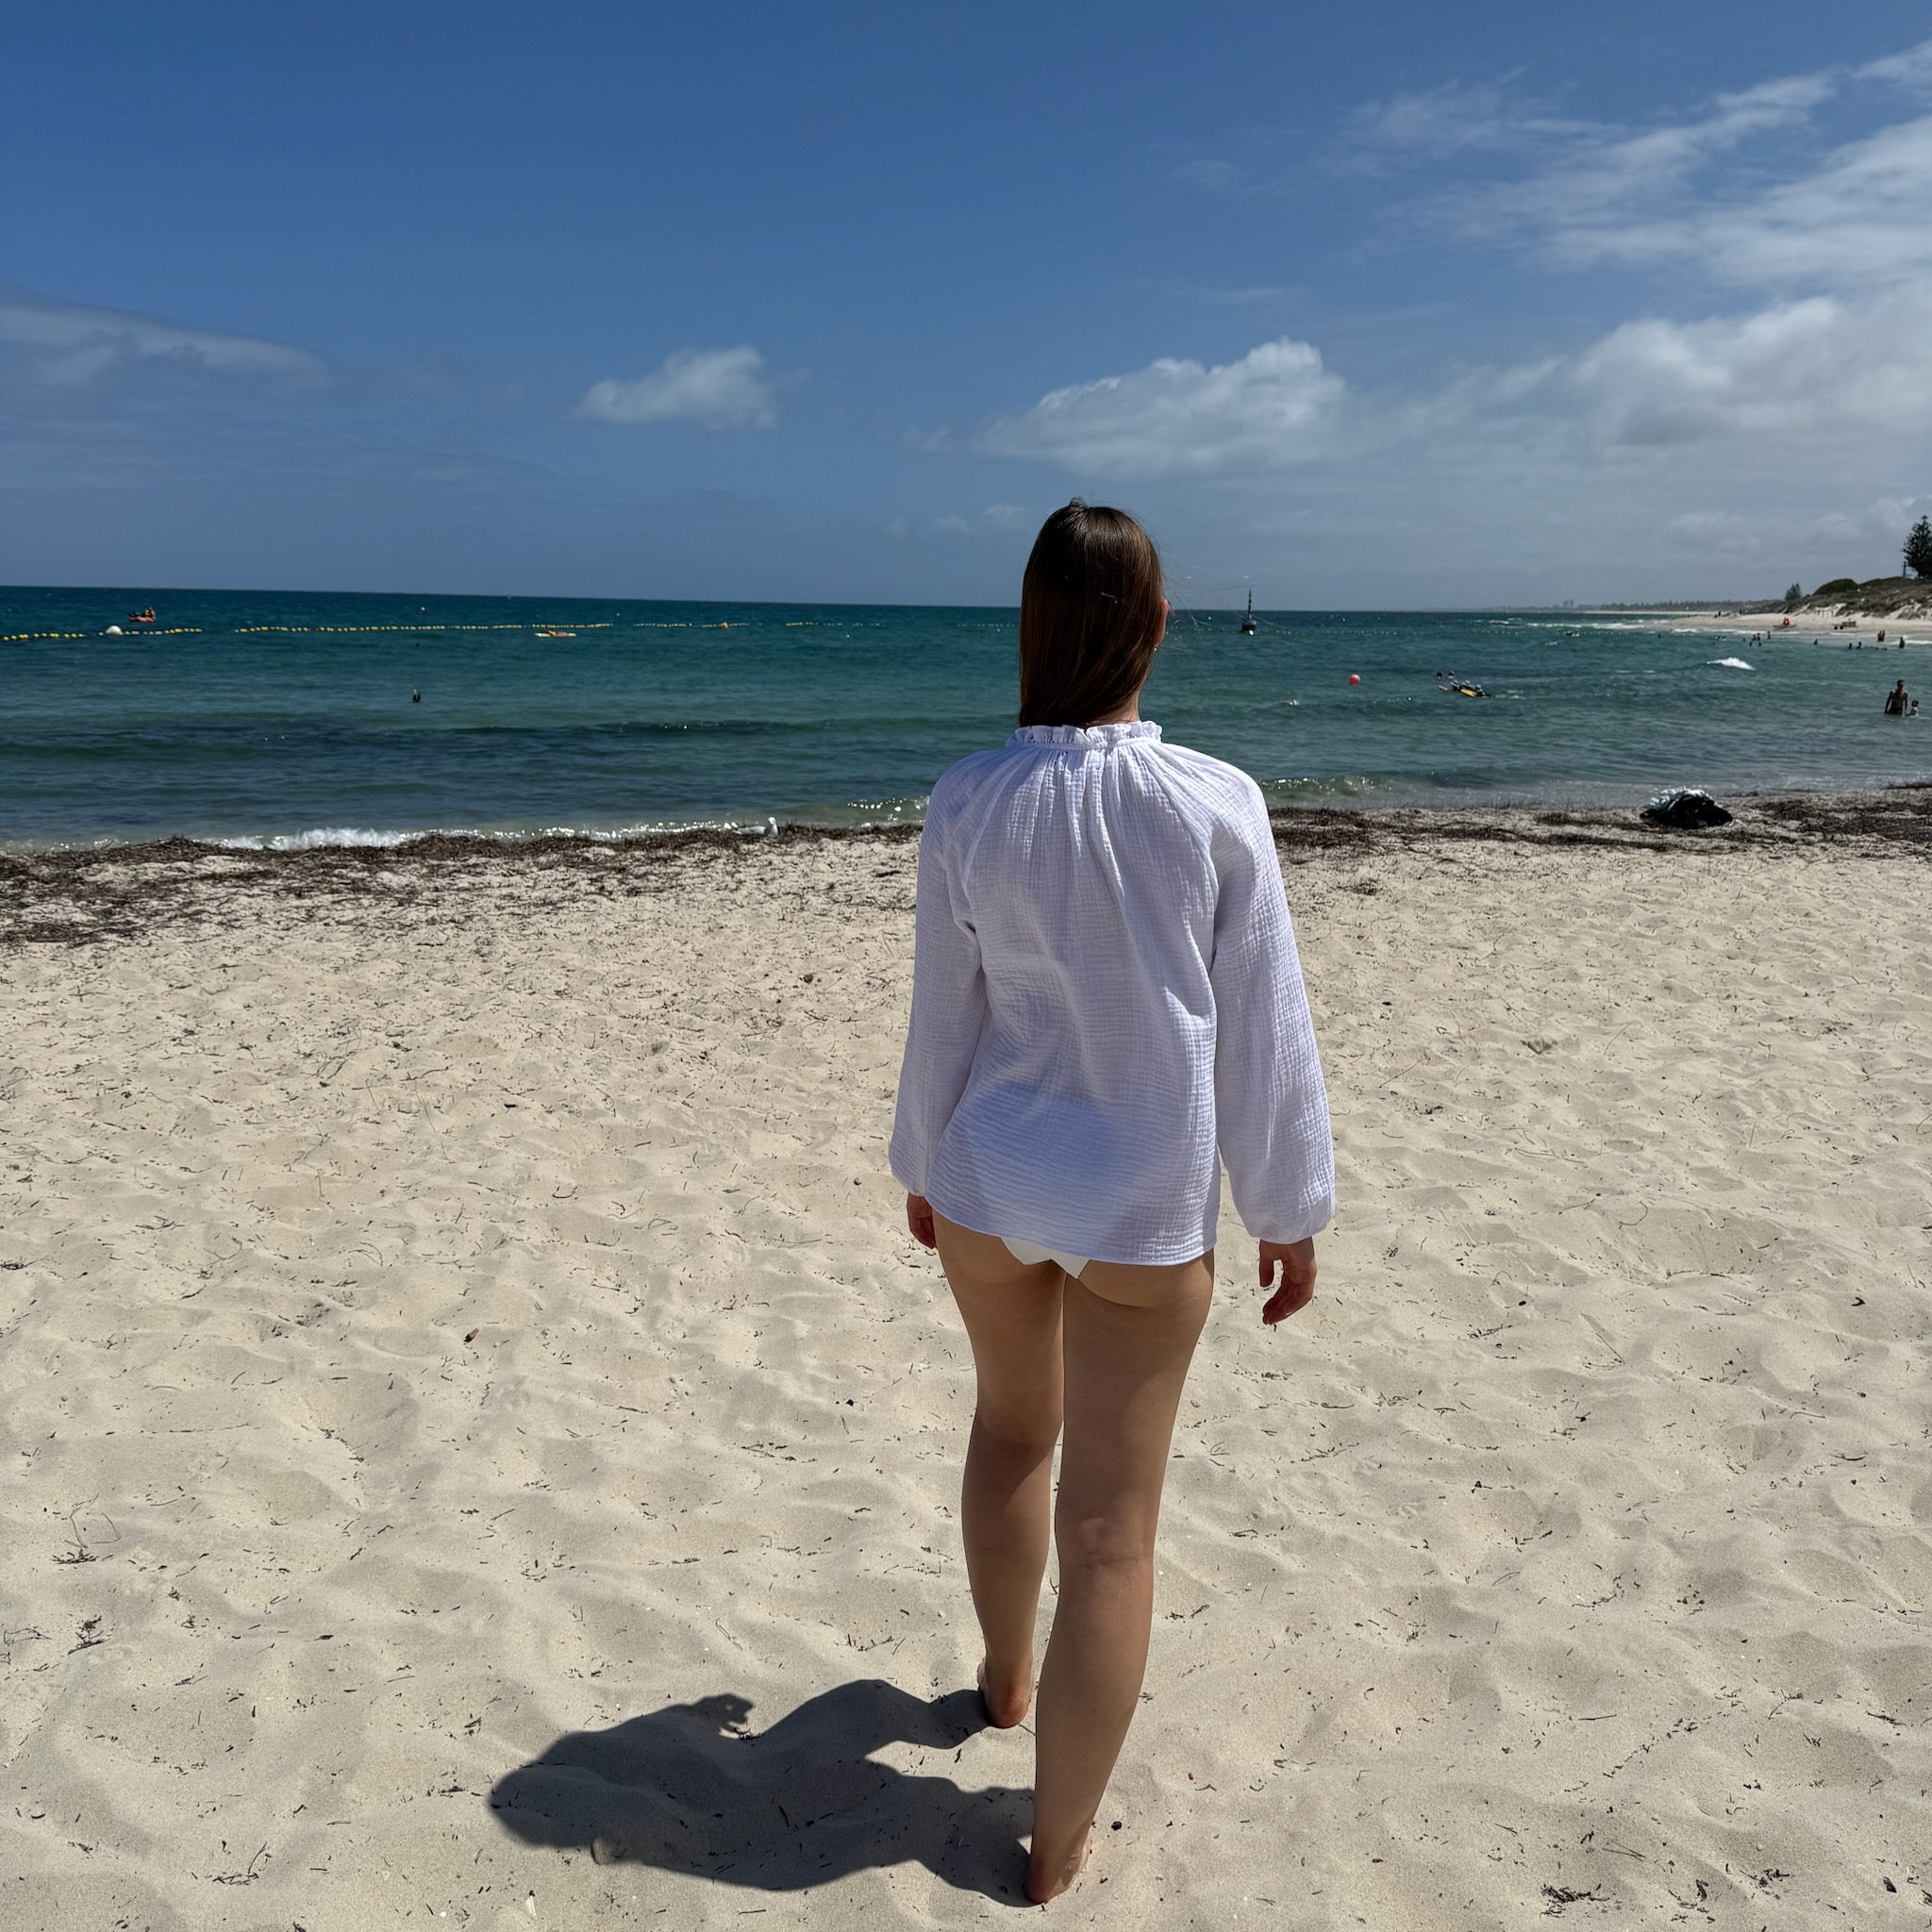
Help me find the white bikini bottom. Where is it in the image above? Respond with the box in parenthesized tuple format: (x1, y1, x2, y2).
(1001, 1237, 1091, 1279)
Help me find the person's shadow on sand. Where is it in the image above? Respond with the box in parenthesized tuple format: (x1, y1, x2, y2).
(488, 1680, 1031, 1902)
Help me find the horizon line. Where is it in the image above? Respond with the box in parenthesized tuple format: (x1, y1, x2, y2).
(1, 580, 1778, 616)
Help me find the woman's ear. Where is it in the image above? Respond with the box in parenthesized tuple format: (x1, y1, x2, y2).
(1156, 599, 1170, 647)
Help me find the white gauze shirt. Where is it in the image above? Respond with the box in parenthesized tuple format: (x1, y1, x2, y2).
(890, 721, 1333, 1265)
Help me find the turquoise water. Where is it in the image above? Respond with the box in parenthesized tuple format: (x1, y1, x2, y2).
(2, 586, 1926, 848)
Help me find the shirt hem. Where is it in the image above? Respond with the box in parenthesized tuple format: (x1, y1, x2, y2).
(922, 1186, 1216, 1270)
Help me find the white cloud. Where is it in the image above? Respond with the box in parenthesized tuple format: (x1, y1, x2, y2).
(1134, 32, 1932, 568)
(576, 346, 776, 430)
(915, 37, 1932, 596)
(894, 503, 1032, 539)
(962, 279, 1932, 595)
(978, 337, 1344, 476)
(1541, 114, 1932, 286)
(1807, 495, 1930, 550)
(1373, 44, 1932, 291)
(0, 288, 329, 387)
(1665, 509, 1762, 553)
(1657, 494, 1932, 565)
(1178, 284, 1299, 308)
(1346, 78, 1566, 159)
(1571, 290, 1932, 445)
(1169, 157, 1242, 192)
(1860, 40, 1932, 90)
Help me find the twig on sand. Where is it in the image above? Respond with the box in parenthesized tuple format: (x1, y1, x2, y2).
(1541, 1883, 1609, 1914)
(53, 1500, 118, 1565)
(210, 1843, 271, 1886)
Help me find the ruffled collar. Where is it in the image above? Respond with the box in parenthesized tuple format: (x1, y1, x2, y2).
(1008, 721, 1163, 751)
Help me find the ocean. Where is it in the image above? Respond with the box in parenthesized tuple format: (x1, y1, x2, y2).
(2, 586, 1926, 850)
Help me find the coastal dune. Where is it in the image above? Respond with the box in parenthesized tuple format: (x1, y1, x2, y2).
(1, 813, 1927, 1928)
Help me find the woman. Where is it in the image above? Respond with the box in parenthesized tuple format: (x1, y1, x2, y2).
(890, 502, 1333, 1902)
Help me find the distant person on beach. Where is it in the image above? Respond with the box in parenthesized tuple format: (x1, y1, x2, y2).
(891, 501, 1333, 1904)
(1885, 679, 1909, 716)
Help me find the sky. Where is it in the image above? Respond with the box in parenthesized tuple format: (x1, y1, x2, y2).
(5, 1, 1931, 607)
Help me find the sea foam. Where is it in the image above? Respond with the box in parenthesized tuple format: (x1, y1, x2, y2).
(217, 826, 420, 852)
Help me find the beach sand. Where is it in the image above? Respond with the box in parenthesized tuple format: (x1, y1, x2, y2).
(1656, 607, 1932, 651)
(2, 802, 1927, 1928)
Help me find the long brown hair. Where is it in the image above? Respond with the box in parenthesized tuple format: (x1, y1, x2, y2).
(1018, 501, 1166, 727)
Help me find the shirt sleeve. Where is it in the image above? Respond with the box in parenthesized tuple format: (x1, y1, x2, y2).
(889, 808, 988, 1198)
(1208, 787, 1335, 1244)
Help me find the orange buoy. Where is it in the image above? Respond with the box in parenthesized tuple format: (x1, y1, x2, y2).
(1348, 673, 1361, 686)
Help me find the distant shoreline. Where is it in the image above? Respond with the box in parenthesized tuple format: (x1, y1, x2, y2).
(4, 582, 1917, 623)
(1636, 607, 1931, 645)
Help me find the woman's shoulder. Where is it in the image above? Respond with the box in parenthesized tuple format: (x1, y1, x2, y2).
(930, 743, 1014, 799)
(924, 743, 1020, 833)
(1141, 740, 1271, 828)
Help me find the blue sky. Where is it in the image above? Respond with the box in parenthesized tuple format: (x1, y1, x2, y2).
(5, 1, 1931, 605)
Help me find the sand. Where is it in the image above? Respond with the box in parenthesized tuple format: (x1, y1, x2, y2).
(2, 805, 1927, 1929)
(1656, 607, 1931, 650)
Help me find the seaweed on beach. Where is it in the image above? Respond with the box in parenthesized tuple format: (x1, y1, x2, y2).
(1749, 785, 1932, 850)
(0, 824, 919, 947)
(1267, 787, 1932, 861)
(1, 794, 1924, 948)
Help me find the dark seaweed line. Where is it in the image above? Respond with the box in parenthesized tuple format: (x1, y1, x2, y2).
(3, 788, 1927, 950)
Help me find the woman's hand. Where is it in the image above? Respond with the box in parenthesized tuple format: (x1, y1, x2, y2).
(1259, 1237, 1317, 1325)
(906, 1193, 938, 1250)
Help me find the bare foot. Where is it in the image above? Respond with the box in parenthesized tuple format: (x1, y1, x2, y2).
(976, 1657, 1032, 1729)
(1025, 1826, 1091, 1905)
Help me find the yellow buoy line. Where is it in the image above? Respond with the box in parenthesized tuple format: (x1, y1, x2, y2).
(3, 626, 209, 640)
(0, 616, 802, 642)
(230, 620, 620, 635)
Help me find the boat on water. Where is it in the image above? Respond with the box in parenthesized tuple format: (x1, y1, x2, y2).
(1240, 589, 1257, 636)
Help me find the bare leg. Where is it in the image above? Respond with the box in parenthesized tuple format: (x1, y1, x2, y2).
(1028, 1251, 1213, 1903)
(933, 1216, 1065, 1729)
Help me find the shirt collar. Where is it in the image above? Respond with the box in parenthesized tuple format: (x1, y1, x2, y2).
(1008, 721, 1163, 751)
